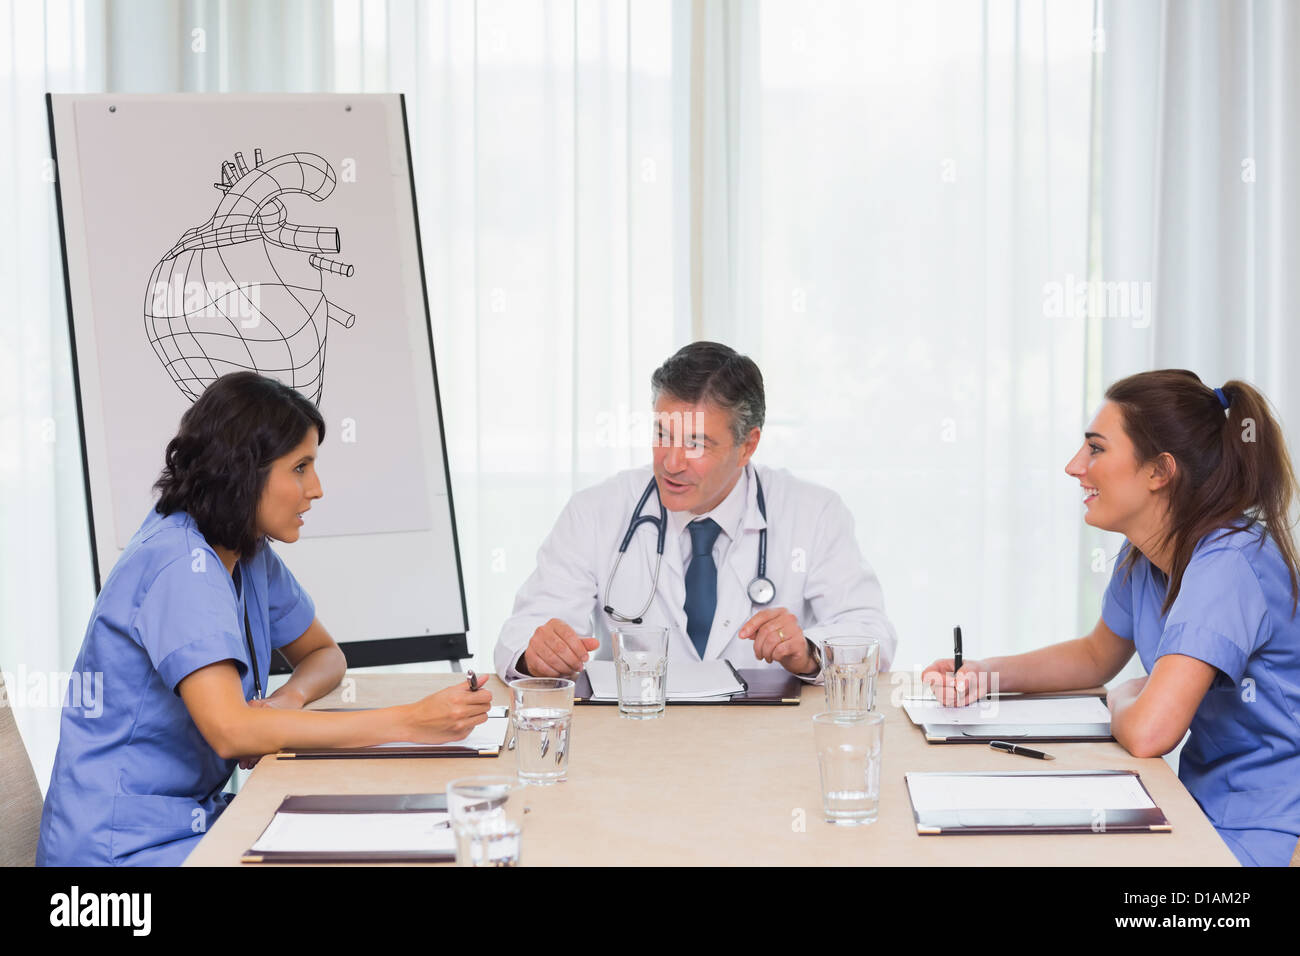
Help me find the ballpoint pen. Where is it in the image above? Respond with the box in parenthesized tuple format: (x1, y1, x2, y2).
(990, 740, 1055, 760)
(466, 669, 481, 692)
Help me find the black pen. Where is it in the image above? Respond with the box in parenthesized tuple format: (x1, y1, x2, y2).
(990, 740, 1055, 760)
(725, 660, 749, 695)
(466, 669, 481, 692)
(953, 626, 963, 673)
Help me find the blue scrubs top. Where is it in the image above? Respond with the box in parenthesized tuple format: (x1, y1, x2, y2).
(37, 507, 315, 866)
(1102, 525, 1300, 866)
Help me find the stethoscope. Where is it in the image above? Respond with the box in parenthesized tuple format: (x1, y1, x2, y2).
(233, 563, 262, 701)
(602, 468, 775, 624)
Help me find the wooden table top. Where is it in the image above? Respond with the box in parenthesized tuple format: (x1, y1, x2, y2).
(184, 671, 1239, 866)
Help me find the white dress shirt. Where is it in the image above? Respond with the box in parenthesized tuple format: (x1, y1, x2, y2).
(669, 466, 749, 574)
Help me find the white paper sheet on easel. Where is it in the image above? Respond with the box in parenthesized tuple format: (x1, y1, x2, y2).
(251, 811, 455, 853)
(903, 696, 1110, 726)
(905, 773, 1155, 812)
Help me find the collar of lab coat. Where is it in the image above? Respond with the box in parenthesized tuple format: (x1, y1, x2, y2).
(665, 464, 761, 548)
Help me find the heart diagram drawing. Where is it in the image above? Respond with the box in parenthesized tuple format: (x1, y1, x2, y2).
(144, 148, 355, 405)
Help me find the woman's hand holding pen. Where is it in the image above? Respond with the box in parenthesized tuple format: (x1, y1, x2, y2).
(403, 681, 495, 744)
(921, 658, 994, 707)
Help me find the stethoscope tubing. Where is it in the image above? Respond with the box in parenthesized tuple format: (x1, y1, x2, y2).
(602, 467, 773, 624)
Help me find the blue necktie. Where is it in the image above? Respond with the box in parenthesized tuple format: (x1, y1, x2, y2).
(684, 518, 722, 659)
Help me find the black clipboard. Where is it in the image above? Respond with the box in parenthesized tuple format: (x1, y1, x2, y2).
(277, 710, 510, 758)
(913, 694, 1114, 743)
(904, 770, 1172, 835)
(571, 666, 802, 705)
(241, 793, 454, 864)
(921, 722, 1115, 743)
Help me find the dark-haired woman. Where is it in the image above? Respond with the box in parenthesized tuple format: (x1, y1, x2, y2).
(924, 371, 1300, 866)
(37, 372, 492, 866)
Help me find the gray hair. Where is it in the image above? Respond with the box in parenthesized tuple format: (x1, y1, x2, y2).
(649, 341, 765, 445)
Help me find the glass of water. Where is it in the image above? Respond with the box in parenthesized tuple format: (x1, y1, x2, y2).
(612, 625, 670, 719)
(823, 637, 880, 713)
(446, 775, 524, 866)
(813, 711, 884, 826)
(507, 677, 574, 785)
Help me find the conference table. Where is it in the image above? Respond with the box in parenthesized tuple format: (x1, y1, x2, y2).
(184, 671, 1239, 866)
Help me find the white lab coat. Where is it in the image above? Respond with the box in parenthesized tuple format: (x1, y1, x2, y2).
(493, 463, 898, 681)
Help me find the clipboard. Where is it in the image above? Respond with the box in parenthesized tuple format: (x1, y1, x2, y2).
(912, 695, 1114, 743)
(276, 711, 510, 758)
(241, 794, 455, 864)
(277, 745, 500, 758)
(920, 723, 1114, 743)
(571, 666, 803, 705)
(904, 770, 1172, 835)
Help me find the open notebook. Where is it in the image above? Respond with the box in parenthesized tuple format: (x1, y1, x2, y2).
(903, 694, 1114, 744)
(584, 659, 746, 701)
(277, 714, 510, 758)
(243, 794, 455, 863)
(903, 695, 1111, 726)
(572, 661, 803, 705)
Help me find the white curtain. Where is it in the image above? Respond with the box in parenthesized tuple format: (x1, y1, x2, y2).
(399, 0, 684, 680)
(1097, 0, 1300, 441)
(700, 0, 1099, 671)
(1090, 0, 1300, 736)
(0, 0, 102, 800)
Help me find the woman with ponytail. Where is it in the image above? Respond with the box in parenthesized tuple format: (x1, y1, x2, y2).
(924, 370, 1300, 866)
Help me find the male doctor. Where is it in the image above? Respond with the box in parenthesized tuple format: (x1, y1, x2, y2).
(494, 342, 897, 681)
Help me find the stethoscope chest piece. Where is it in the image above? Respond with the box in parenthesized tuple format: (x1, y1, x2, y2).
(747, 575, 776, 606)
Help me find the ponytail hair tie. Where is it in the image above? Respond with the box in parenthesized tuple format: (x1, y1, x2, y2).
(1214, 387, 1230, 410)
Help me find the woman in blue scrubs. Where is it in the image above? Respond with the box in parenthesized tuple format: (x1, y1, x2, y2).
(925, 370, 1300, 866)
(38, 372, 493, 866)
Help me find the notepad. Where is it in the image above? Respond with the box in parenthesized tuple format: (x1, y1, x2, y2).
(365, 715, 510, 752)
(584, 659, 745, 701)
(903, 695, 1110, 726)
(250, 810, 455, 854)
(905, 772, 1156, 813)
(903, 770, 1171, 835)
(280, 714, 511, 758)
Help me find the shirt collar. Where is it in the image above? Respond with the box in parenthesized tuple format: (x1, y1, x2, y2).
(667, 466, 750, 544)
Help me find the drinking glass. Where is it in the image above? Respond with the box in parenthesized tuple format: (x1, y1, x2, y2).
(508, 677, 574, 785)
(612, 626, 670, 719)
(823, 637, 880, 712)
(446, 775, 524, 866)
(813, 711, 884, 825)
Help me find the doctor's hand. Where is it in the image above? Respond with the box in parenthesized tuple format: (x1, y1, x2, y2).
(404, 682, 495, 744)
(523, 618, 600, 677)
(921, 658, 994, 707)
(738, 608, 816, 675)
